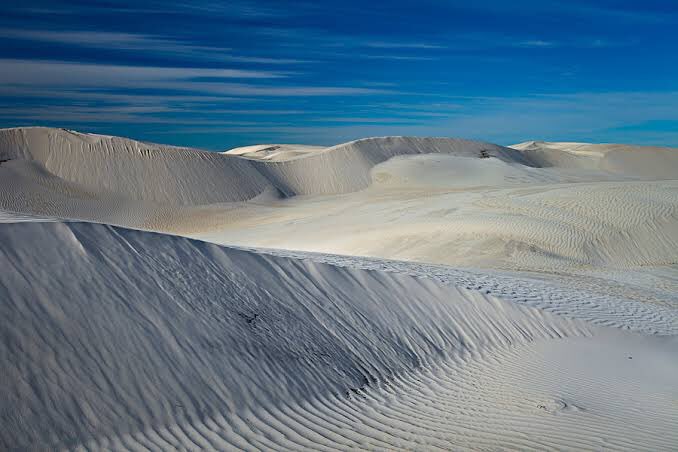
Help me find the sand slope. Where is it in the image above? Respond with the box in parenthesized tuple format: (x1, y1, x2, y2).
(2, 222, 676, 451)
(0, 127, 271, 205)
(196, 168, 678, 274)
(512, 140, 678, 179)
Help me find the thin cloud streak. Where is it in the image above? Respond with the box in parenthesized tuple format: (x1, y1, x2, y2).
(153, 82, 393, 96)
(4, 0, 294, 19)
(357, 54, 438, 61)
(364, 41, 446, 49)
(0, 29, 217, 49)
(0, 59, 284, 87)
(0, 29, 310, 65)
(517, 40, 556, 48)
(0, 60, 393, 100)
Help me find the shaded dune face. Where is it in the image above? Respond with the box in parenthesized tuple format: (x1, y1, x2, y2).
(1, 222, 676, 451)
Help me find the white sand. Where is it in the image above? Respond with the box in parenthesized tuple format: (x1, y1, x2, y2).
(512, 140, 678, 179)
(1, 127, 677, 450)
(2, 222, 676, 451)
(0, 126, 272, 204)
(225, 143, 326, 161)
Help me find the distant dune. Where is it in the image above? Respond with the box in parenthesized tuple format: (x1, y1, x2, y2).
(2, 126, 677, 272)
(1, 127, 677, 450)
(512, 140, 678, 179)
(0, 127, 522, 201)
(227, 136, 527, 196)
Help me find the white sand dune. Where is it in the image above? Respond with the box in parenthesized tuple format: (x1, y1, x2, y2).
(4, 128, 678, 274)
(1, 222, 676, 451)
(0, 128, 517, 204)
(512, 140, 678, 179)
(0, 128, 525, 227)
(193, 160, 678, 276)
(225, 143, 326, 161)
(2, 127, 678, 450)
(233, 136, 528, 196)
(0, 127, 272, 205)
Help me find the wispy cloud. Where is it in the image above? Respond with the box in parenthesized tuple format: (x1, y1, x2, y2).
(517, 40, 556, 48)
(0, 104, 296, 125)
(364, 41, 446, 49)
(457, 1, 674, 25)
(0, 29, 208, 50)
(0, 86, 244, 104)
(159, 0, 292, 18)
(3, 0, 293, 19)
(0, 28, 311, 65)
(357, 54, 438, 61)
(152, 82, 392, 97)
(0, 59, 390, 98)
(0, 59, 282, 86)
(550, 1, 675, 24)
(309, 116, 429, 124)
(223, 56, 314, 64)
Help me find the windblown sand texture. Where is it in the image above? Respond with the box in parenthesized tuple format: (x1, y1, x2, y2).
(1, 127, 677, 451)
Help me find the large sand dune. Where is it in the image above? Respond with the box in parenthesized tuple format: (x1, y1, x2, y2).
(0, 127, 271, 205)
(0, 128, 528, 227)
(2, 222, 676, 450)
(0, 128, 517, 205)
(2, 127, 677, 450)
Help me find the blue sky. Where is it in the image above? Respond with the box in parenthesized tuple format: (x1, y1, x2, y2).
(1, 0, 677, 149)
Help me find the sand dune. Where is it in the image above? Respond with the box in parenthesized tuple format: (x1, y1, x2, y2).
(0, 127, 271, 205)
(2, 127, 677, 273)
(236, 136, 528, 196)
(2, 127, 678, 450)
(2, 222, 676, 450)
(225, 143, 326, 161)
(0, 128, 527, 226)
(193, 167, 678, 275)
(512, 140, 678, 179)
(0, 128, 517, 205)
